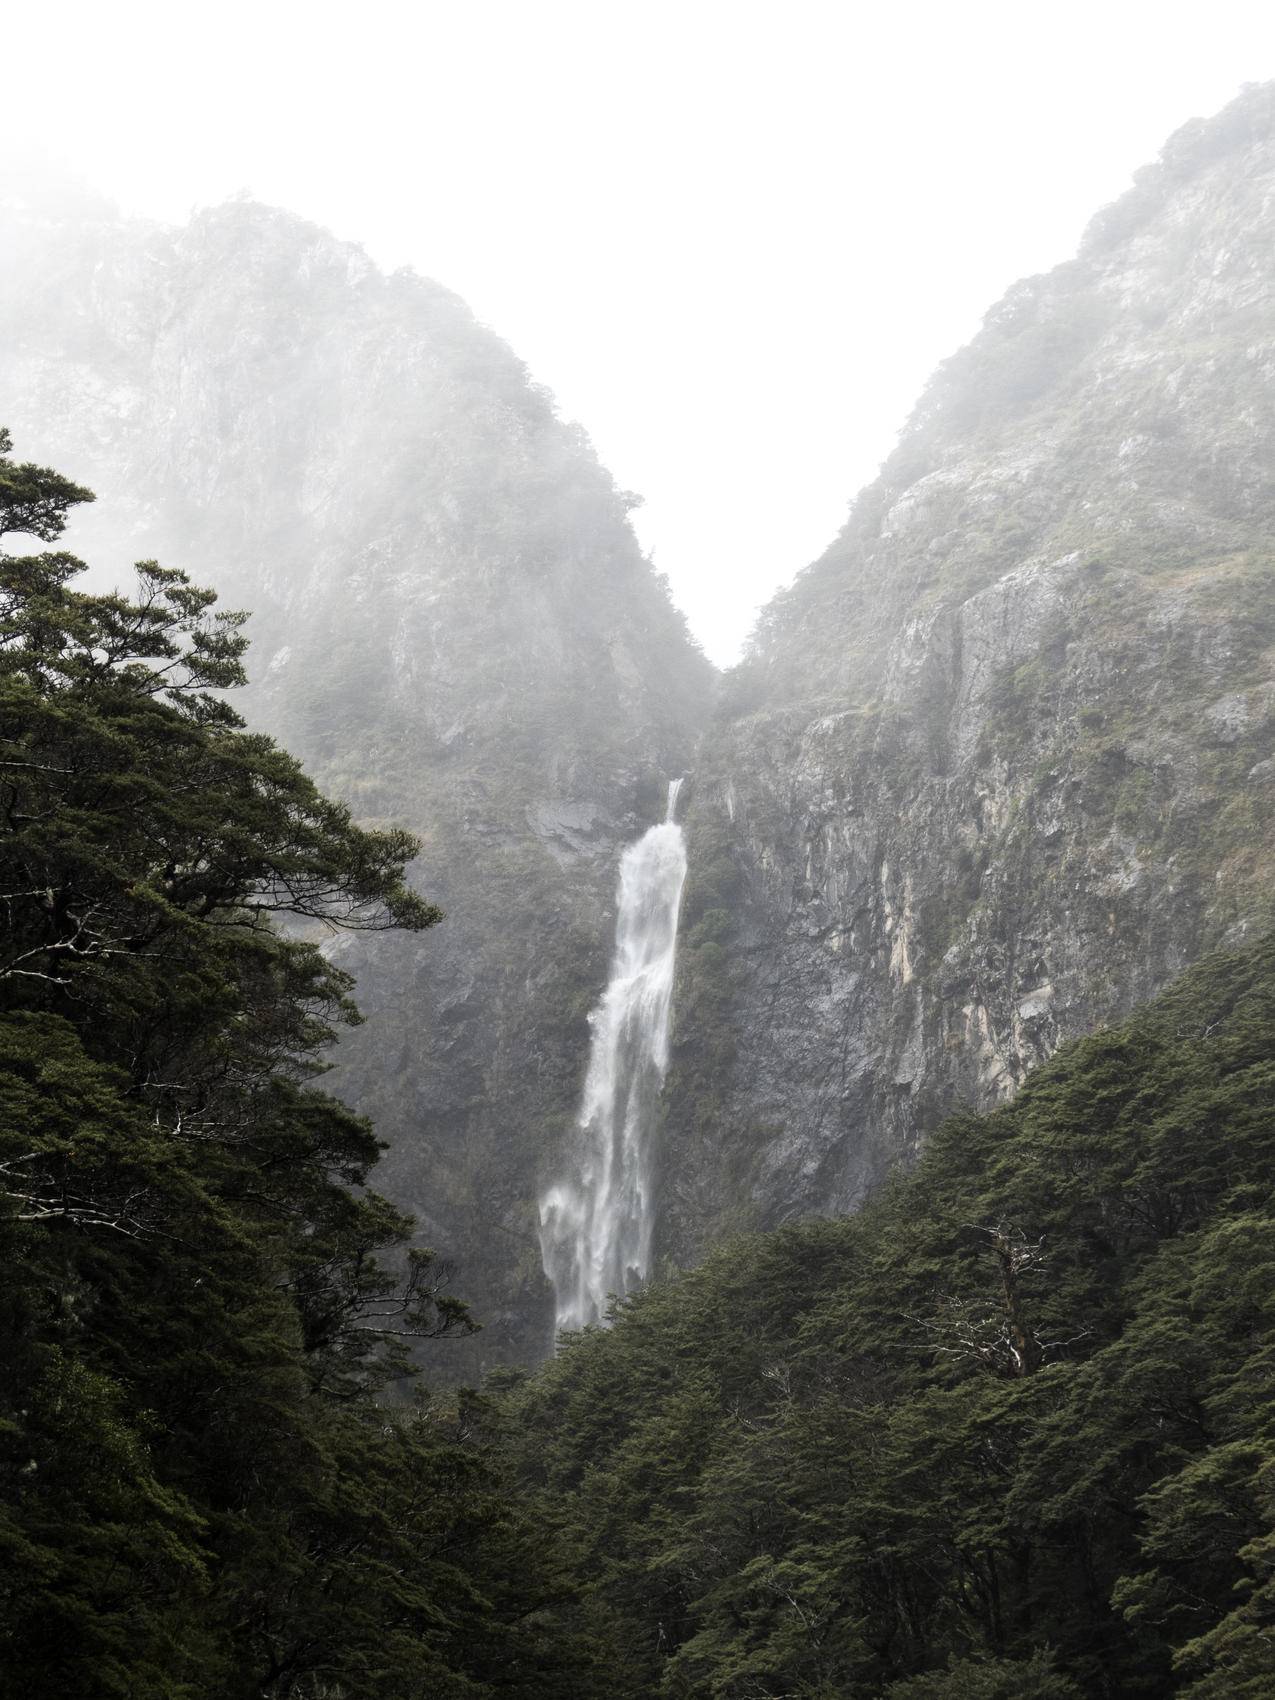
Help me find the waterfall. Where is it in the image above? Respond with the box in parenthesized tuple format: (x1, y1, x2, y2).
(538, 780, 688, 1335)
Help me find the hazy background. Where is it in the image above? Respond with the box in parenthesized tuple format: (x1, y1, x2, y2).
(6, 0, 1274, 663)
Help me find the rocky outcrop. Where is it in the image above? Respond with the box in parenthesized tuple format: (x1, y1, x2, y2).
(0, 192, 714, 1367)
(659, 85, 1275, 1260)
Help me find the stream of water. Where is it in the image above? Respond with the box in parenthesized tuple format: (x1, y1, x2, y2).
(538, 780, 687, 1334)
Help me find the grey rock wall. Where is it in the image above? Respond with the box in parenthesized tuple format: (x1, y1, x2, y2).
(659, 85, 1275, 1261)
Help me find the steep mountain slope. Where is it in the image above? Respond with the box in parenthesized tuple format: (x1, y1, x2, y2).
(660, 84, 1275, 1261)
(0, 191, 714, 1366)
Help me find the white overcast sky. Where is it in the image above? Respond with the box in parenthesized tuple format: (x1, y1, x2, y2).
(6, 1, 1275, 663)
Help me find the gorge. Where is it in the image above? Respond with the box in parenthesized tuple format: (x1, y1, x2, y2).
(2, 84, 1274, 1368)
(6, 73, 1275, 1700)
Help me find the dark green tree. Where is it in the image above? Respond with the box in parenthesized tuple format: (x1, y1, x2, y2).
(0, 432, 591, 1698)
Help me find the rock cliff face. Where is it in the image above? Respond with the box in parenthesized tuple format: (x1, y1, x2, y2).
(7, 87, 1275, 1354)
(0, 193, 714, 1367)
(658, 86, 1275, 1261)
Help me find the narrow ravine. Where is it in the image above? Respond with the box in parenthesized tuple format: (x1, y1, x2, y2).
(539, 779, 687, 1333)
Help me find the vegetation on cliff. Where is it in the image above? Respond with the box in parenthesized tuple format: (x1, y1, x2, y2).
(497, 930, 1275, 1698)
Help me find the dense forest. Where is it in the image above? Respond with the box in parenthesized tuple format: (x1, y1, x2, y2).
(4, 431, 1275, 1695)
(500, 932, 1275, 1697)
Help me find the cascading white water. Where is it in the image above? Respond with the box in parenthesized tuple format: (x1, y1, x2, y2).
(539, 780, 688, 1334)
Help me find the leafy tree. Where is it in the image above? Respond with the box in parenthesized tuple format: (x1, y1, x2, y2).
(0, 432, 591, 1697)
